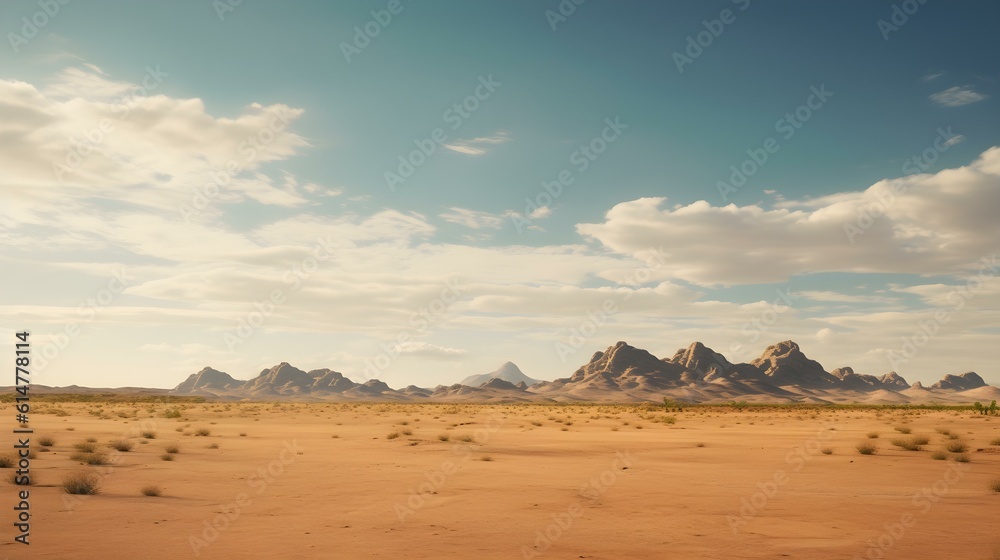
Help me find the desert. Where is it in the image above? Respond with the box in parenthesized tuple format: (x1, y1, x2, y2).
(5, 397, 1000, 559)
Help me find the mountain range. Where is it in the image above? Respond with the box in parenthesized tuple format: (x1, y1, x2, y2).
(165, 340, 1000, 404)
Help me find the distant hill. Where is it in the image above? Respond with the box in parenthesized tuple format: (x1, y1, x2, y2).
(459, 362, 540, 387)
(158, 339, 998, 404)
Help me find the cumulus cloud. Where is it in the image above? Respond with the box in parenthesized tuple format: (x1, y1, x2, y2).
(577, 147, 1000, 286)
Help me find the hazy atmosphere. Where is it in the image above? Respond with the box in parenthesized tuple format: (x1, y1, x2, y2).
(2, 0, 998, 390)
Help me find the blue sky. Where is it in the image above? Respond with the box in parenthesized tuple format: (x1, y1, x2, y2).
(1, 0, 998, 389)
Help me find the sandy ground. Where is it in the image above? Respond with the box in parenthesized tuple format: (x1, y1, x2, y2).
(5, 401, 1000, 560)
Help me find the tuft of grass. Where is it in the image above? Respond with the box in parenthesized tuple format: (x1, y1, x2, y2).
(989, 479, 1000, 493)
(207, 443, 219, 449)
(954, 454, 971, 463)
(457, 435, 474, 443)
(990, 437, 1000, 446)
(38, 436, 56, 447)
(108, 440, 133, 452)
(931, 451, 948, 460)
(894, 426, 912, 434)
(696, 442, 705, 447)
(946, 441, 968, 453)
(141, 485, 162, 496)
(165, 445, 179, 454)
(867, 432, 880, 439)
(437, 434, 449, 442)
(479, 455, 494, 462)
(856, 442, 878, 455)
(74, 442, 97, 453)
(912, 436, 930, 446)
(935, 428, 951, 436)
(161, 454, 174, 461)
(890, 438, 922, 451)
(194, 428, 211, 437)
(530, 421, 542, 427)
(386, 432, 400, 440)
(401, 429, 413, 436)
(821, 448, 833, 455)
(163, 409, 182, 419)
(141, 431, 157, 439)
(0, 453, 15, 468)
(62, 472, 100, 495)
(239, 432, 247, 437)
(71, 452, 110, 466)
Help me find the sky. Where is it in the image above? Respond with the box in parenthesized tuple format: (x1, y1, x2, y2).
(1, 0, 998, 390)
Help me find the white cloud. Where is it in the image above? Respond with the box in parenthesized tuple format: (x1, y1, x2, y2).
(577, 147, 1000, 286)
(930, 86, 987, 107)
(443, 130, 511, 156)
(395, 341, 467, 359)
(439, 207, 505, 229)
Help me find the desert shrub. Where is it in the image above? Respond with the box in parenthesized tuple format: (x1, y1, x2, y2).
(161, 454, 174, 461)
(74, 442, 97, 453)
(0, 453, 15, 468)
(437, 434, 449, 442)
(990, 437, 1000, 446)
(401, 429, 413, 436)
(194, 428, 210, 437)
(857, 442, 878, 455)
(912, 436, 930, 446)
(140, 485, 162, 496)
(165, 445, 179, 454)
(891, 438, 922, 451)
(894, 426, 911, 434)
(141, 431, 157, 439)
(108, 440, 133, 452)
(63, 472, 100, 495)
(38, 436, 55, 447)
(207, 443, 219, 449)
(163, 409, 182, 419)
(989, 479, 1000, 493)
(479, 455, 493, 462)
(931, 451, 947, 460)
(821, 448, 833, 455)
(866, 432, 880, 439)
(386, 432, 399, 440)
(954, 454, 971, 463)
(946, 441, 968, 453)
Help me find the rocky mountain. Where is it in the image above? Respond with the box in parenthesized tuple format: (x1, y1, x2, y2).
(168, 340, 997, 404)
(459, 362, 540, 387)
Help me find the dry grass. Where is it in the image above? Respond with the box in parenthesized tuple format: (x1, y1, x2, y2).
(946, 441, 968, 453)
(866, 432, 880, 439)
(73, 442, 97, 453)
(62, 472, 100, 495)
(194, 428, 211, 437)
(0, 453, 16, 468)
(38, 436, 56, 447)
(856, 442, 878, 455)
(141, 485, 162, 496)
(931, 451, 948, 460)
(989, 479, 1000, 493)
(108, 440, 134, 452)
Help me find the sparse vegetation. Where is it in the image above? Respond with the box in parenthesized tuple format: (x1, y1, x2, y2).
(165, 445, 179, 454)
(437, 434, 449, 442)
(821, 448, 833, 455)
(141, 485, 162, 496)
(386, 432, 400, 440)
(161, 454, 174, 461)
(931, 451, 947, 460)
(867, 432, 880, 439)
(38, 436, 55, 447)
(946, 441, 968, 453)
(108, 440, 133, 452)
(954, 454, 971, 463)
(62, 472, 100, 495)
(894, 426, 911, 434)
(857, 442, 878, 455)
(0, 453, 15, 468)
(989, 479, 1000, 493)
(73, 442, 97, 453)
(141, 430, 157, 439)
(194, 428, 211, 437)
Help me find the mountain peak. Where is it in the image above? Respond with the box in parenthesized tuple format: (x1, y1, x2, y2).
(459, 362, 540, 387)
